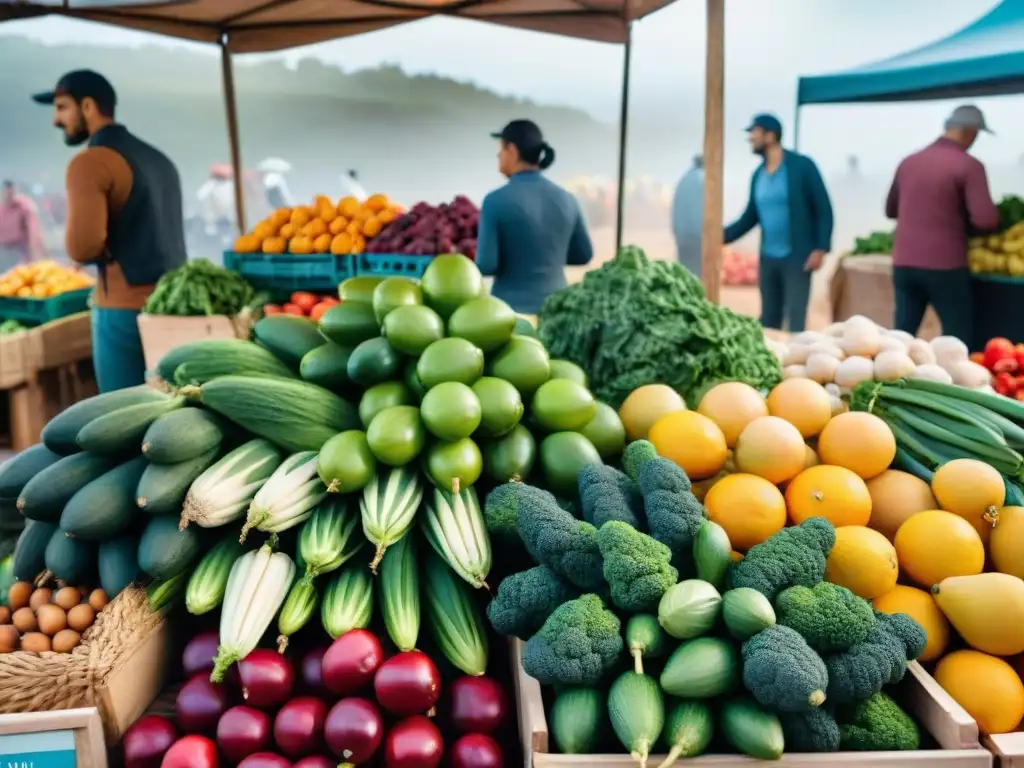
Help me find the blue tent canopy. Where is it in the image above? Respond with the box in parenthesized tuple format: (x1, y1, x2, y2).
(797, 0, 1024, 106)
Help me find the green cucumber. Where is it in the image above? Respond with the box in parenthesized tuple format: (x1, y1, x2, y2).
(608, 672, 664, 768)
(136, 448, 221, 515)
(98, 533, 142, 598)
(12, 521, 57, 582)
(76, 396, 186, 455)
(147, 570, 189, 612)
(300, 342, 356, 392)
(0, 444, 62, 500)
(321, 564, 373, 639)
(43, 529, 95, 585)
(185, 534, 245, 615)
(156, 338, 297, 383)
(693, 520, 732, 591)
(142, 408, 224, 464)
(550, 687, 604, 755)
(60, 456, 149, 540)
(625, 614, 667, 675)
(42, 386, 171, 455)
(423, 550, 488, 676)
(17, 452, 120, 523)
(720, 698, 785, 760)
(660, 637, 739, 699)
(722, 587, 777, 641)
(297, 498, 365, 581)
(660, 701, 714, 766)
(137, 514, 204, 581)
(379, 534, 420, 652)
(0, 555, 13, 606)
(277, 577, 319, 652)
(253, 314, 325, 370)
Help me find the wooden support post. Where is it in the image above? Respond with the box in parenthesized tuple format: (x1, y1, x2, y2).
(701, 0, 725, 303)
(220, 35, 247, 235)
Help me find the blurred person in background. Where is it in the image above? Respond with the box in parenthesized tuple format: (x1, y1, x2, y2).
(258, 158, 294, 211)
(0, 180, 47, 271)
(34, 69, 187, 392)
(724, 113, 833, 332)
(477, 119, 593, 315)
(196, 164, 235, 236)
(886, 105, 999, 344)
(672, 154, 704, 276)
(340, 169, 368, 201)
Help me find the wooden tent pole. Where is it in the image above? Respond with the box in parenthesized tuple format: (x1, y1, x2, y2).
(220, 35, 247, 235)
(700, 0, 725, 303)
(614, 23, 633, 253)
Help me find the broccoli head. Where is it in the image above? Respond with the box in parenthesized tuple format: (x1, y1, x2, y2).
(838, 692, 920, 751)
(522, 594, 624, 686)
(742, 625, 829, 712)
(775, 582, 876, 653)
(578, 463, 643, 530)
(778, 708, 841, 753)
(483, 482, 521, 542)
(597, 521, 678, 612)
(514, 483, 605, 591)
(487, 565, 579, 640)
(825, 611, 927, 704)
(730, 518, 836, 600)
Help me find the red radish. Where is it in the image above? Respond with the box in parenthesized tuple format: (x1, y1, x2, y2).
(176, 674, 229, 735)
(216, 705, 272, 763)
(238, 649, 295, 708)
(324, 698, 383, 764)
(292, 758, 333, 768)
(182, 632, 220, 678)
(300, 646, 329, 694)
(237, 754, 291, 768)
(449, 676, 508, 734)
(374, 650, 441, 716)
(448, 734, 504, 768)
(124, 714, 178, 768)
(160, 735, 219, 768)
(322, 629, 383, 696)
(384, 715, 443, 768)
(274, 697, 327, 758)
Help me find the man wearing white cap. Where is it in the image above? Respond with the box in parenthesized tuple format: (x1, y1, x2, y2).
(886, 105, 999, 344)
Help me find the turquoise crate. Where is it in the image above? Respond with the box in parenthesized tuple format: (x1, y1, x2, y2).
(0, 288, 92, 325)
(223, 252, 354, 293)
(356, 253, 434, 278)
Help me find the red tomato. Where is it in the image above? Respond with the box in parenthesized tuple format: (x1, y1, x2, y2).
(291, 292, 319, 312)
(1016, 390, 1024, 402)
(994, 357, 1020, 374)
(282, 303, 306, 316)
(995, 372, 1017, 395)
(320, 296, 340, 307)
(1013, 344, 1024, 370)
(263, 304, 283, 316)
(310, 301, 333, 323)
(984, 337, 1016, 370)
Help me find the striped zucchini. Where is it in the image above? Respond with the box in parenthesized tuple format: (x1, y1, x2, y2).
(379, 533, 420, 651)
(213, 542, 295, 682)
(136, 448, 221, 516)
(180, 439, 283, 529)
(423, 550, 489, 676)
(241, 452, 327, 542)
(156, 338, 296, 384)
(142, 408, 224, 464)
(297, 498, 364, 582)
(360, 466, 423, 573)
(186, 535, 246, 615)
(321, 564, 374, 639)
(422, 485, 491, 590)
(147, 570, 190, 612)
(277, 577, 320, 652)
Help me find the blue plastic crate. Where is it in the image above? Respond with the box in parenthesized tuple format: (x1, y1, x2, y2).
(355, 253, 434, 278)
(0, 288, 92, 325)
(223, 252, 354, 293)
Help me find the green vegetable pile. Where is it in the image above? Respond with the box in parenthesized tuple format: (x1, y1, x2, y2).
(851, 231, 894, 255)
(999, 195, 1024, 231)
(0, 319, 25, 335)
(143, 258, 263, 316)
(484, 439, 927, 764)
(537, 245, 781, 408)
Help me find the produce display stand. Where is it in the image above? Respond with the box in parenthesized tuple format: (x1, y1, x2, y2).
(985, 733, 1024, 768)
(223, 251, 355, 294)
(137, 309, 254, 379)
(0, 288, 92, 327)
(0, 707, 108, 768)
(510, 640, 991, 768)
(828, 254, 941, 339)
(355, 253, 435, 278)
(0, 587, 171, 744)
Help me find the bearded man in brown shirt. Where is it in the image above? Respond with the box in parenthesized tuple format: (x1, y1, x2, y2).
(33, 70, 187, 392)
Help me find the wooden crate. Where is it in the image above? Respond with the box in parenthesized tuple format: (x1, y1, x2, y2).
(511, 640, 991, 768)
(985, 733, 1024, 767)
(0, 707, 107, 768)
(0, 361, 97, 452)
(0, 329, 41, 390)
(35, 311, 92, 371)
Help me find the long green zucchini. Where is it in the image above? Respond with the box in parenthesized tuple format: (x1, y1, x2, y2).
(321, 564, 373, 639)
(185, 535, 246, 615)
(297, 498, 364, 582)
(136, 448, 221, 516)
(60, 457, 150, 540)
(156, 338, 296, 383)
(76, 396, 186, 455)
(142, 408, 224, 464)
(277, 577, 319, 652)
(42, 386, 170, 455)
(379, 533, 420, 652)
(17, 452, 120, 523)
(0, 444, 62, 501)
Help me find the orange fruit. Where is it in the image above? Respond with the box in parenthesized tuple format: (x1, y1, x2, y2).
(734, 416, 806, 485)
(785, 464, 872, 527)
(931, 459, 1005, 544)
(894, 510, 985, 588)
(935, 650, 1024, 734)
(705, 473, 788, 551)
(865, 470, 937, 541)
(817, 411, 895, 479)
(648, 410, 728, 481)
(697, 382, 769, 448)
(766, 378, 833, 438)
(825, 526, 898, 599)
(874, 585, 950, 662)
(618, 384, 687, 442)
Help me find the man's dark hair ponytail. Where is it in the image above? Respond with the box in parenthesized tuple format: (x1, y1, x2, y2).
(538, 143, 556, 170)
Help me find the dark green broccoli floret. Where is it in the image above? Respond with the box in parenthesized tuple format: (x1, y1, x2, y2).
(730, 518, 836, 600)
(825, 611, 926, 704)
(775, 582, 876, 653)
(487, 565, 579, 639)
(622, 440, 705, 568)
(838, 692, 920, 751)
(578, 463, 643, 529)
(483, 482, 521, 542)
(515, 483, 604, 591)
(597, 521, 678, 612)
(742, 625, 829, 712)
(779, 708, 841, 753)
(522, 594, 623, 686)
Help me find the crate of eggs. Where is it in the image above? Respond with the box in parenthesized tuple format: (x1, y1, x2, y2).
(0, 581, 107, 654)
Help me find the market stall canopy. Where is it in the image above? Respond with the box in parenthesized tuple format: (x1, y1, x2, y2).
(0, 0, 675, 51)
(797, 0, 1024, 105)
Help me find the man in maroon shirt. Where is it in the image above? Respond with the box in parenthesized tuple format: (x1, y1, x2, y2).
(886, 105, 1000, 344)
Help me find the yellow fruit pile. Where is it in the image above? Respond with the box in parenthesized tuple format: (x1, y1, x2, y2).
(0, 260, 95, 299)
(233, 194, 402, 256)
(968, 222, 1024, 276)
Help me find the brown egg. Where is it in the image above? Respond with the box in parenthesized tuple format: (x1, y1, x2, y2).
(11, 607, 37, 633)
(7, 582, 32, 611)
(0, 606, 10, 625)
(54, 586, 82, 611)
(36, 604, 67, 637)
(0, 625, 18, 653)
(51, 629, 81, 654)
(20, 632, 52, 653)
(67, 604, 96, 633)
(29, 588, 53, 611)
(87, 589, 108, 613)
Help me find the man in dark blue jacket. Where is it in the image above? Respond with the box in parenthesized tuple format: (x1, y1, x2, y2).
(724, 114, 833, 332)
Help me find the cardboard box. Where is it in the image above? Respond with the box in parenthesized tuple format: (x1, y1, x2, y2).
(137, 310, 253, 376)
(0, 707, 107, 768)
(511, 640, 991, 768)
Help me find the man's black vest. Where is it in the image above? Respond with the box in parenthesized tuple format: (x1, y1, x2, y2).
(88, 124, 187, 286)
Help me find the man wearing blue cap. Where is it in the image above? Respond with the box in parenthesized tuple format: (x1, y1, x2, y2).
(724, 114, 833, 332)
